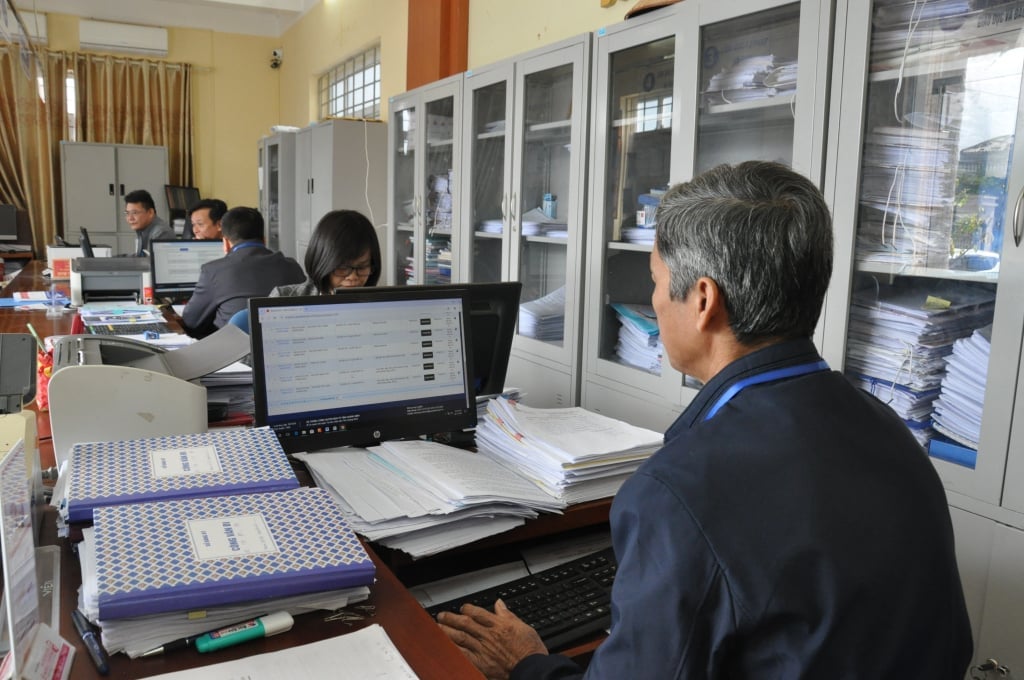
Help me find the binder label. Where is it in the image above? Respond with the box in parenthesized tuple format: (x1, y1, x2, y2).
(187, 513, 280, 561)
(150, 446, 223, 478)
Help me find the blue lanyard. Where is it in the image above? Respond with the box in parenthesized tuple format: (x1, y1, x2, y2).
(231, 242, 263, 253)
(704, 360, 830, 421)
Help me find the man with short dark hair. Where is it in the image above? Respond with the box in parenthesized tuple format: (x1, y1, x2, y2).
(439, 161, 973, 679)
(125, 189, 174, 256)
(181, 206, 304, 339)
(188, 198, 228, 240)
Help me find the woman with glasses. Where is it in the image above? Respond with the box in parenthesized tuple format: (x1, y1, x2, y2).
(272, 209, 382, 296)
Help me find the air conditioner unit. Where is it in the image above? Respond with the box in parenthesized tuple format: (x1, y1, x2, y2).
(0, 9, 47, 44)
(79, 19, 168, 58)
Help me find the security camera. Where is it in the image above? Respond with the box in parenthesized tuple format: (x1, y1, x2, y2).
(270, 49, 282, 69)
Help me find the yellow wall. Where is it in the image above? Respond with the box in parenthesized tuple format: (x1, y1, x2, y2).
(467, 0, 640, 69)
(279, 0, 408, 126)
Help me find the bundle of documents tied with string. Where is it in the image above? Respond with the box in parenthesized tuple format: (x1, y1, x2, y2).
(296, 439, 564, 559)
(475, 397, 664, 505)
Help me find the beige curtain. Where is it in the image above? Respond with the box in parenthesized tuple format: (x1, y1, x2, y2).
(67, 52, 193, 186)
(0, 46, 193, 253)
(0, 43, 60, 253)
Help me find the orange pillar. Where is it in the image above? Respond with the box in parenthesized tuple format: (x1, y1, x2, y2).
(407, 0, 469, 90)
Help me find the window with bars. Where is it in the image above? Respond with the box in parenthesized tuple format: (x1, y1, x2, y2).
(318, 44, 381, 121)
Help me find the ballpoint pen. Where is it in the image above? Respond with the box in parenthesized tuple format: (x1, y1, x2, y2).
(140, 612, 291, 657)
(139, 632, 201, 657)
(71, 608, 110, 676)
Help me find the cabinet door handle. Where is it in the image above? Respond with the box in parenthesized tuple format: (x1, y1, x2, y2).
(1014, 186, 1024, 248)
(119, 184, 125, 196)
(510, 192, 517, 221)
(108, 183, 114, 196)
(501, 193, 508, 221)
(310, 178, 314, 194)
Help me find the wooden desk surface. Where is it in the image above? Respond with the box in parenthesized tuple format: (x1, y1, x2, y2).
(0, 260, 77, 336)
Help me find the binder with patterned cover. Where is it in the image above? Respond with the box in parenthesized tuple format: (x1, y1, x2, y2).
(65, 427, 298, 523)
(94, 487, 376, 619)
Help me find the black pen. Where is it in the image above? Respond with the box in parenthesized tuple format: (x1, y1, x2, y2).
(71, 609, 110, 675)
(139, 633, 200, 657)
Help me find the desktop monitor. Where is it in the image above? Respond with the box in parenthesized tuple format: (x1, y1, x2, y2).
(0, 205, 16, 242)
(410, 282, 522, 398)
(148, 239, 225, 301)
(78, 227, 95, 258)
(249, 287, 477, 453)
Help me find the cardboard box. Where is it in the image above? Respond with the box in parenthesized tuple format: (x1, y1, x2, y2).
(46, 246, 114, 280)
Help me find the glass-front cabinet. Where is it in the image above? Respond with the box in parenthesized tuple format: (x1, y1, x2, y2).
(582, 0, 833, 430)
(258, 132, 296, 258)
(823, 0, 1024, 512)
(460, 35, 591, 408)
(387, 74, 462, 285)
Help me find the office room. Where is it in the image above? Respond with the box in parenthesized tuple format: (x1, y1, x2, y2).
(1, 0, 1024, 677)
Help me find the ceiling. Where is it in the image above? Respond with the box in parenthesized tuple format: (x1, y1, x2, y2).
(15, 0, 317, 37)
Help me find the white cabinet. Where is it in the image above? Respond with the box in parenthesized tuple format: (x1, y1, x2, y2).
(60, 142, 169, 255)
(581, 0, 833, 430)
(822, 0, 1024, 513)
(459, 35, 592, 408)
(294, 120, 387, 268)
(258, 132, 296, 257)
(387, 74, 463, 286)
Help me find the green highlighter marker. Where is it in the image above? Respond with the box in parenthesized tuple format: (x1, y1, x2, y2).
(195, 612, 294, 653)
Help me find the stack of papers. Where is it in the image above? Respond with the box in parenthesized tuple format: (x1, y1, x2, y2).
(845, 280, 995, 445)
(610, 302, 662, 375)
(297, 439, 565, 559)
(475, 397, 663, 505)
(857, 125, 957, 268)
(519, 286, 565, 341)
(704, 54, 787, 106)
(931, 325, 991, 450)
(479, 219, 504, 234)
(520, 207, 568, 238)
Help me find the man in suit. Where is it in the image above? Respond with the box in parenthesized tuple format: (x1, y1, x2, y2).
(187, 198, 228, 240)
(125, 189, 174, 256)
(181, 206, 305, 339)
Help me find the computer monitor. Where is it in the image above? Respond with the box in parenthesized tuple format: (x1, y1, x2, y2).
(0, 205, 16, 242)
(148, 239, 225, 301)
(249, 287, 477, 453)
(410, 282, 522, 398)
(78, 227, 95, 258)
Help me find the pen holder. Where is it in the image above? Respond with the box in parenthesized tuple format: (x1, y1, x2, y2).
(36, 349, 53, 411)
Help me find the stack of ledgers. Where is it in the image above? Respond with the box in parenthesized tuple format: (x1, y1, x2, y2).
(931, 324, 991, 450)
(297, 438, 564, 559)
(844, 280, 995, 447)
(704, 55, 797, 107)
(475, 397, 663, 505)
(427, 171, 454, 234)
(55, 428, 376, 658)
(518, 286, 565, 341)
(610, 302, 662, 375)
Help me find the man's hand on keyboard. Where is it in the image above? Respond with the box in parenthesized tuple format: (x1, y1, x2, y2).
(437, 599, 548, 680)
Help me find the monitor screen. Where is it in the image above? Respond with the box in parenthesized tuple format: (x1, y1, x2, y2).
(409, 282, 521, 398)
(0, 205, 16, 242)
(249, 288, 477, 453)
(149, 239, 225, 297)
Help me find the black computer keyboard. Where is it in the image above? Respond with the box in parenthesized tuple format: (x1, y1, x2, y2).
(426, 547, 617, 651)
(87, 322, 172, 335)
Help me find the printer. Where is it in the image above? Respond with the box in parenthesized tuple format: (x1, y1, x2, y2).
(70, 256, 151, 305)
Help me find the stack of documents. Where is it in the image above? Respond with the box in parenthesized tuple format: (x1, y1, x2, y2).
(931, 325, 991, 450)
(520, 207, 568, 238)
(77, 487, 373, 657)
(704, 54, 788, 107)
(519, 286, 565, 341)
(475, 397, 663, 505)
(845, 280, 995, 445)
(200, 360, 255, 417)
(857, 125, 957, 268)
(610, 302, 662, 375)
(297, 439, 564, 559)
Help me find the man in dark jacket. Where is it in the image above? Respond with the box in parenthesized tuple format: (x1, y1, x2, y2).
(181, 206, 304, 339)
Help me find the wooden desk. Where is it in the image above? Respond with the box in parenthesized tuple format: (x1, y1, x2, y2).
(0, 261, 77, 336)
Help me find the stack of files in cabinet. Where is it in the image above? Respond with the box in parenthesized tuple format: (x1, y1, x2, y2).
(844, 281, 995, 446)
(475, 397, 663, 505)
(931, 324, 991, 450)
(479, 218, 504, 234)
(427, 171, 454, 234)
(869, 0, 996, 68)
(857, 125, 957, 268)
(519, 286, 565, 341)
(704, 54, 782, 106)
(57, 427, 298, 525)
(521, 207, 568, 238)
(75, 487, 374, 658)
(610, 302, 662, 375)
(848, 374, 938, 447)
(295, 439, 565, 559)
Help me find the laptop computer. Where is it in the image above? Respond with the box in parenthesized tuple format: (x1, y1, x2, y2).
(148, 238, 224, 304)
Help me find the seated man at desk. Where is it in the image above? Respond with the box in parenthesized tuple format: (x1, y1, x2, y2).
(181, 206, 304, 339)
(125, 189, 174, 256)
(438, 161, 973, 679)
(188, 198, 228, 240)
